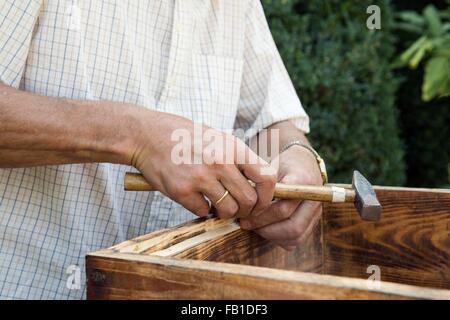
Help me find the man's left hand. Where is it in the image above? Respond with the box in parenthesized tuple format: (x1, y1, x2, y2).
(239, 145, 323, 250)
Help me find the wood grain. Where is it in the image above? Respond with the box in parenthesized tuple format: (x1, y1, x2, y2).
(109, 213, 322, 273)
(174, 222, 323, 273)
(87, 186, 450, 299)
(151, 223, 240, 257)
(323, 187, 450, 289)
(86, 251, 450, 300)
(116, 216, 234, 254)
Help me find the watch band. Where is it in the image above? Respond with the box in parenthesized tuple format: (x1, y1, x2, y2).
(280, 141, 328, 184)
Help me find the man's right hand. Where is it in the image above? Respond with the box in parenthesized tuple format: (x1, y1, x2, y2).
(0, 83, 275, 220)
(129, 110, 277, 219)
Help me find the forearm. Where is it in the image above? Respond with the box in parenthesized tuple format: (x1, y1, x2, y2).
(0, 83, 142, 168)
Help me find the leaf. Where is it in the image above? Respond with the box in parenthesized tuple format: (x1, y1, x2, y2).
(423, 5, 443, 37)
(399, 36, 427, 63)
(442, 23, 450, 33)
(422, 56, 450, 101)
(397, 11, 425, 26)
(435, 46, 450, 58)
(409, 39, 432, 68)
(394, 22, 424, 34)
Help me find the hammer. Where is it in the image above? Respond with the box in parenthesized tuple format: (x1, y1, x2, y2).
(123, 170, 382, 221)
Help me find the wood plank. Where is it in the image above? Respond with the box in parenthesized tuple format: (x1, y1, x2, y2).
(86, 251, 450, 300)
(152, 223, 240, 257)
(108, 214, 323, 273)
(91, 185, 450, 299)
(174, 222, 323, 273)
(116, 216, 233, 254)
(323, 187, 450, 289)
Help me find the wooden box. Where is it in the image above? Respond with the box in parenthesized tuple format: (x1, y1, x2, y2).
(86, 186, 450, 299)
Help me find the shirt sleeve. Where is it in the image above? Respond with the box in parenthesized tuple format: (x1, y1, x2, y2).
(234, 0, 309, 141)
(0, 0, 42, 88)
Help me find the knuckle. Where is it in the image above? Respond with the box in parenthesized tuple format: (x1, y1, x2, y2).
(229, 202, 239, 215)
(213, 163, 231, 175)
(191, 167, 209, 184)
(217, 202, 239, 219)
(223, 164, 236, 175)
(212, 162, 224, 170)
(174, 182, 194, 199)
(219, 209, 236, 219)
(276, 202, 292, 219)
(194, 204, 210, 217)
(290, 224, 305, 239)
(242, 190, 257, 208)
(264, 172, 277, 185)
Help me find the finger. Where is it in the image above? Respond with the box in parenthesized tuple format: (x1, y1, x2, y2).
(254, 201, 321, 241)
(200, 180, 239, 219)
(218, 165, 257, 218)
(236, 152, 276, 217)
(178, 192, 211, 217)
(272, 209, 322, 247)
(240, 199, 301, 230)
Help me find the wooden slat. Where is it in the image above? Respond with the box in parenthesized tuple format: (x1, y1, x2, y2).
(151, 223, 240, 257)
(323, 187, 450, 289)
(86, 251, 450, 300)
(108, 213, 323, 273)
(116, 216, 234, 254)
(174, 222, 323, 273)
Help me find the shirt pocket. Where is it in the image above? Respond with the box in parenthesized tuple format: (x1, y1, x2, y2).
(187, 54, 244, 129)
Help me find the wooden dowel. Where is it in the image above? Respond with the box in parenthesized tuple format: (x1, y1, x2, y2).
(124, 172, 355, 203)
(124, 172, 153, 191)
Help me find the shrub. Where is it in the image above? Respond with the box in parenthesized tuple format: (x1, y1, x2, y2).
(393, 0, 450, 187)
(394, 4, 450, 101)
(262, 0, 406, 185)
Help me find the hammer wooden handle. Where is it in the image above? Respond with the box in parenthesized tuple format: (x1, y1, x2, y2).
(124, 172, 355, 203)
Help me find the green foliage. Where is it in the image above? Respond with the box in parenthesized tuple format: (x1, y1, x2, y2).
(394, 4, 450, 101)
(396, 70, 449, 187)
(393, 1, 450, 188)
(262, 0, 406, 185)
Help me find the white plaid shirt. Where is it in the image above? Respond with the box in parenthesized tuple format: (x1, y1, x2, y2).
(0, 0, 309, 299)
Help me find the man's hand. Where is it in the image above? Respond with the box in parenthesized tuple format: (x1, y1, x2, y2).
(0, 83, 276, 220)
(131, 112, 277, 220)
(239, 145, 323, 250)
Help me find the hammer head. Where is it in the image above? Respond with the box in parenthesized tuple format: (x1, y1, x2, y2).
(352, 171, 382, 221)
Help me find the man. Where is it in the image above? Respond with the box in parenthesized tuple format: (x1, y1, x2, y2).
(0, 0, 323, 299)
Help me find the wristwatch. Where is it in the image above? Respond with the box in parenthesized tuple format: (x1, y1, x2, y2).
(280, 140, 328, 184)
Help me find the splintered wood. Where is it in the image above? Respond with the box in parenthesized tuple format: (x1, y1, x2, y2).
(114, 217, 238, 256)
(87, 185, 450, 300)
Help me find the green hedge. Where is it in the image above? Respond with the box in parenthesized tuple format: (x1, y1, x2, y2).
(262, 0, 406, 185)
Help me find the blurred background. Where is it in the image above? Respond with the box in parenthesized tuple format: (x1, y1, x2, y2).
(262, 0, 449, 188)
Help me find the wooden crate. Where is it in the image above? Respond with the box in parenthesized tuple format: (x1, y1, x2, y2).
(86, 186, 450, 299)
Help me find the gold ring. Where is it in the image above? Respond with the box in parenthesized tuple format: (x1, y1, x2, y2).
(214, 190, 229, 206)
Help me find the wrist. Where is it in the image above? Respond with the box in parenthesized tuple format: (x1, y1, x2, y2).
(281, 141, 328, 184)
(285, 144, 317, 163)
(89, 102, 146, 166)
